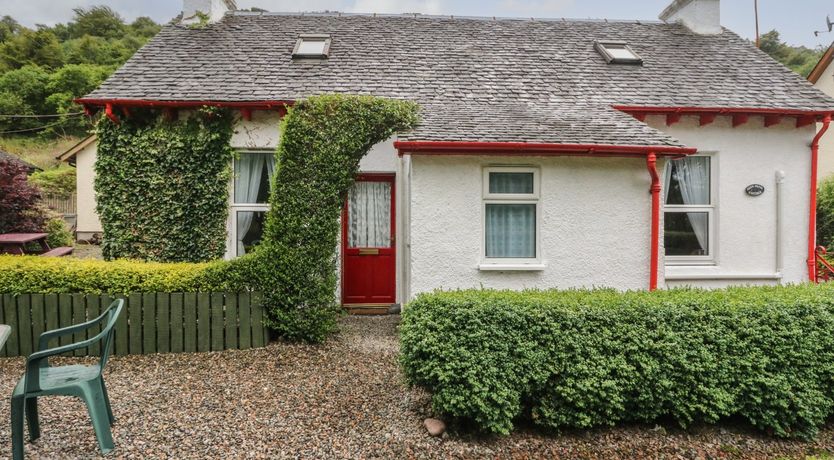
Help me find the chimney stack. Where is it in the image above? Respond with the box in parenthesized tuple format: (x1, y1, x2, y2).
(181, 0, 237, 25)
(659, 0, 721, 35)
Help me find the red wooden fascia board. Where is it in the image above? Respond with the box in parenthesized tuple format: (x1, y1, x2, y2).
(613, 105, 834, 117)
(732, 114, 749, 128)
(614, 105, 834, 127)
(699, 113, 717, 126)
(666, 113, 682, 126)
(393, 141, 696, 157)
(764, 114, 782, 127)
(75, 98, 295, 111)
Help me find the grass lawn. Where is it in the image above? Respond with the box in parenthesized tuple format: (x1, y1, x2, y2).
(1, 316, 833, 459)
(0, 135, 84, 170)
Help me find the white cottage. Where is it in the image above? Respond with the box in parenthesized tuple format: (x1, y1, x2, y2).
(74, 0, 834, 311)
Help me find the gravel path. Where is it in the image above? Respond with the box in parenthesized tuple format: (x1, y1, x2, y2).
(0, 315, 833, 459)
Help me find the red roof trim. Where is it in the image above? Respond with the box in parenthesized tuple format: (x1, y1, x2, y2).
(613, 105, 834, 118)
(75, 98, 295, 110)
(393, 141, 697, 157)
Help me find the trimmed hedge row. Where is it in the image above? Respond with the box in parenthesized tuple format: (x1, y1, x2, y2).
(400, 285, 834, 439)
(0, 255, 252, 294)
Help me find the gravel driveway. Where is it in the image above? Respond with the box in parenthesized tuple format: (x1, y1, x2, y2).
(1, 315, 833, 459)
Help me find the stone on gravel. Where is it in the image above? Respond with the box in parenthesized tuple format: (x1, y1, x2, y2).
(424, 418, 446, 437)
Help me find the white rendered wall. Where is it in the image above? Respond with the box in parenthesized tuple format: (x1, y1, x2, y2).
(74, 141, 103, 237)
(407, 155, 654, 295)
(813, 60, 834, 179)
(646, 115, 814, 287)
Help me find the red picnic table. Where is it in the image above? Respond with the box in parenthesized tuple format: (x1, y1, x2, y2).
(0, 233, 73, 257)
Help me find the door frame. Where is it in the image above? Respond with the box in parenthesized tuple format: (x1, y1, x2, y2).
(340, 172, 397, 306)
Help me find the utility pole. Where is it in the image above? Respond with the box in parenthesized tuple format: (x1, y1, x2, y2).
(754, 0, 760, 47)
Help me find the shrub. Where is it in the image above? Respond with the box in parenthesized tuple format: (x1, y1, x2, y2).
(817, 174, 834, 251)
(44, 217, 73, 248)
(29, 166, 76, 198)
(0, 157, 45, 233)
(400, 286, 834, 439)
(95, 107, 235, 262)
(0, 255, 251, 294)
(254, 95, 419, 342)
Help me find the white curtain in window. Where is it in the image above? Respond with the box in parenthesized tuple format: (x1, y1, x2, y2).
(486, 204, 536, 258)
(235, 154, 273, 256)
(664, 157, 709, 252)
(348, 182, 391, 248)
(489, 172, 533, 194)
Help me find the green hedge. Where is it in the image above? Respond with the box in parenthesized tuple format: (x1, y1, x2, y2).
(818, 174, 834, 252)
(400, 286, 834, 439)
(0, 255, 251, 294)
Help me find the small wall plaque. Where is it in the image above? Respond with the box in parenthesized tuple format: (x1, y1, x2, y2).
(745, 184, 765, 196)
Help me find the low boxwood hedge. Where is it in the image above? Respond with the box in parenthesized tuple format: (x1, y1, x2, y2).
(0, 255, 251, 294)
(400, 285, 834, 439)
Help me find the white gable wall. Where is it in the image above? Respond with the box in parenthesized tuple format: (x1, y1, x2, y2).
(74, 141, 103, 239)
(812, 58, 834, 179)
(647, 115, 814, 287)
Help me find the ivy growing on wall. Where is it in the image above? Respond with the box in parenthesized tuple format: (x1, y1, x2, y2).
(95, 107, 235, 262)
(244, 94, 420, 342)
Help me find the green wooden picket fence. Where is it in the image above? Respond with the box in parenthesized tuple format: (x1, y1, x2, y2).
(0, 292, 270, 358)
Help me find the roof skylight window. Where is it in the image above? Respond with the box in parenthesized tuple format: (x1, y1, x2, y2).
(293, 34, 331, 58)
(595, 41, 643, 65)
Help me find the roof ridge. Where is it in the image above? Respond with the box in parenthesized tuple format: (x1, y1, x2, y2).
(230, 11, 665, 24)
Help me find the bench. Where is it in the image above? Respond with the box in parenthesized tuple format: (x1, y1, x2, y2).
(40, 247, 73, 257)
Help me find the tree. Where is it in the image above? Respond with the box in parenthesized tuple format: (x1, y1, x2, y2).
(69, 6, 126, 40)
(129, 17, 161, 38)
(0, 28, 64, 69)
(0, 158, 45, 233)
(0, 16, 21, 42)
(758, 30, 825, 78)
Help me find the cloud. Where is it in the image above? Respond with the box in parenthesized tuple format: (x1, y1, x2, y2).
(349, 0, 443, 14)
(498, 0, 574, 16)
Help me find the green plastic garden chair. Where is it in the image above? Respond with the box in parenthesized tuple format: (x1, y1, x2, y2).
(11, 299, 124, 460)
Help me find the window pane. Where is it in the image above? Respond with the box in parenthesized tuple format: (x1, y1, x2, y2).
(486, 204, 536, 258)
(665, 156, 710, 205)
(606, 45, 637, 60)
(665, 212, 709, 256)
(234, 153, 275, 204)
(489, 172, 534, 194)
(348, 181, 391, 248)
(236, 211, 266, 256)
(297, 39, 326, 55)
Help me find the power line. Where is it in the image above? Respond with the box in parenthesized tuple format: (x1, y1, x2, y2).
(0, 111, 86, 119)
(0, 120, 75, 134)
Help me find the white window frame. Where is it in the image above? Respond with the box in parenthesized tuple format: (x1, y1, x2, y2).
(664, 153, 718, 266)
(227, 149, 273, 259)
(480, 166, 543, 269)
(292, 34, 332, 59)
(594, 40, 643, 65)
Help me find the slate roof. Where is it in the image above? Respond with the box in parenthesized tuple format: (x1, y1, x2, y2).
(0, 150, 40, 173)
(84, 12, 834, 147)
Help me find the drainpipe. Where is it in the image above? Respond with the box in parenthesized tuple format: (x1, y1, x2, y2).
(808, 115, 832, 281)
(647, 152, 661, 291)
(775, 170, 785, 279)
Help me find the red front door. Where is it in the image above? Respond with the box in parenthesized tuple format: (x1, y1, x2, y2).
(342, 174, 396, 305)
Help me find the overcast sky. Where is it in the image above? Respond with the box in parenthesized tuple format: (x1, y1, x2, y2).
(3, 0, 833, 49)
